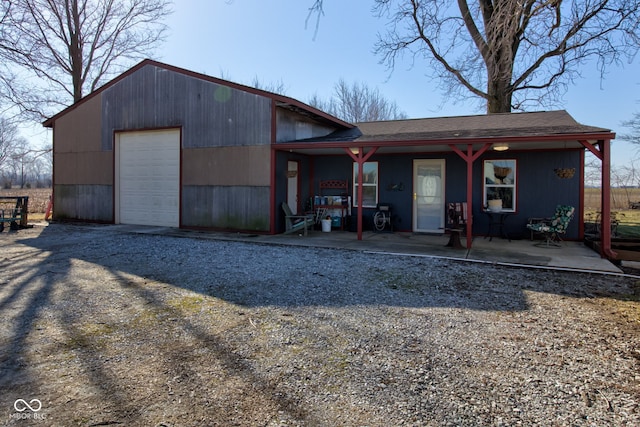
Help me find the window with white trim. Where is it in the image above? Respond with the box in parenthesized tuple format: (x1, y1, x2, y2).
(483, 159, 516, 212)
(353, 162, 378, 208)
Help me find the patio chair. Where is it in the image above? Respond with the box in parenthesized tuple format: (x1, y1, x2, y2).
(526, 205, 575, 247)
(447, 202, 467, 230)
(281, 202, 315, 236)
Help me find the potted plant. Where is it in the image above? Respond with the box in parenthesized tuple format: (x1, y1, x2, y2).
(487, 194, 502, 212)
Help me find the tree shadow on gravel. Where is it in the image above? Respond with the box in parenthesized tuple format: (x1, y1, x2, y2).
(15, 224, 639, 311)
(1, 225, 320, 425)
(3, 223, 638, 425)
(0, 232, 68, 417)
(0, 227, 153, 424)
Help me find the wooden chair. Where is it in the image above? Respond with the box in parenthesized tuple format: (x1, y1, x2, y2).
(281, 203, 315, 236)
(445, 202, 467, 248)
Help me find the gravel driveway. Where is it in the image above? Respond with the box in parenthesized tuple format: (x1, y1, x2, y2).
(1, 223, 639, 426)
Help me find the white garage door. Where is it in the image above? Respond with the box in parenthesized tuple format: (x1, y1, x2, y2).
(117, 129, 180, 227)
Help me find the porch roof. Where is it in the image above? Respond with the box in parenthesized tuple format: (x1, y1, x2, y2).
(275, 110, 614, 155)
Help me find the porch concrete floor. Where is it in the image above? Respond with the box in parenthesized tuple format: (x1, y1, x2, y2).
(131, 226, 625, 275)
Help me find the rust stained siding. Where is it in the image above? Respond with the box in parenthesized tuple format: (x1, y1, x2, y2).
(101, 64, 272, 150)
(182, 186, 270, 231)
(54, 184, 113, 222)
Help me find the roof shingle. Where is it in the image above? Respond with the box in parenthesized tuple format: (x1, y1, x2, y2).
(353, 110, 610, 142)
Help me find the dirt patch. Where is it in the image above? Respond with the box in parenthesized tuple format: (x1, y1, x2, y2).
(1, 223, 639, 426)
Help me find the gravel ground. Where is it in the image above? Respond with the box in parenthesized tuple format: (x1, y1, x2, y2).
(0, 223, 639, 426)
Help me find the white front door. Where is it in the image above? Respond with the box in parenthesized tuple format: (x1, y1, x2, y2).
(413, 159, 445, 233)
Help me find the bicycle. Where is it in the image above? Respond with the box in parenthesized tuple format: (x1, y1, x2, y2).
(373, 203, 392, 232)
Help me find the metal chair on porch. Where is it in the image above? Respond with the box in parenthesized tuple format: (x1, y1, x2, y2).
(526, 205, 575, 247)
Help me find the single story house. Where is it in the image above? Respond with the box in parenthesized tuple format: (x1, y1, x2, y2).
(43, 59, 616, 257)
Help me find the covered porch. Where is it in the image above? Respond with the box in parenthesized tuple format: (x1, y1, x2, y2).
(273, 111, 616, 259)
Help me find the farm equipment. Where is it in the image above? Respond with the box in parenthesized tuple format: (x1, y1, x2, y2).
(0, 196, 29, 232)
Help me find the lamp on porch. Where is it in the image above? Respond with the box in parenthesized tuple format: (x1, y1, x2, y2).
(349, 147, 360, 155)
(493, 143, 509, 151)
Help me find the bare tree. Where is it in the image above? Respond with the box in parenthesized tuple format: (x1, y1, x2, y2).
(0, 2, 21, 118)
(309, 79, 408, 122)
(621, 111, 640, 145)
(0, 117, 24, 172)
(584, 156, 602, 189)
(250, 76, 287, 94)
(2, 0, 172, 121)
(0, 118, 30, 188)
(31, 145, 53, 187)
(309, 1, 640, 113)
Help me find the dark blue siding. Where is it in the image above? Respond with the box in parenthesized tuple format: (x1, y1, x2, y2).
(303, 149, 582, 238)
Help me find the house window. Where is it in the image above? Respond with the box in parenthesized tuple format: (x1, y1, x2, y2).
(484, 159, 516, 211)
(353, 162, 378, 207)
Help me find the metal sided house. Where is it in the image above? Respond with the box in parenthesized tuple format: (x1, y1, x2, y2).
(43, 60, 617, 258)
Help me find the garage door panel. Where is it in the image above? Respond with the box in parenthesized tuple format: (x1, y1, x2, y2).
(118, 129, 180, 227)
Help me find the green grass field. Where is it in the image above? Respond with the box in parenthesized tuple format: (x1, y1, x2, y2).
(585, 188, 640, 238)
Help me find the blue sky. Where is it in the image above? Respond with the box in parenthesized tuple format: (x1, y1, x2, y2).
(156, 0, 640, 167)
(157, 1, 640, 166)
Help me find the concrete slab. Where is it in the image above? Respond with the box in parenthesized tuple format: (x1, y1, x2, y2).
(170, 228, 624, 275)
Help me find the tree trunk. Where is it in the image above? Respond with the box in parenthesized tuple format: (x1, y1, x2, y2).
(70, 0, 84, 103)
(486, 76, 513, 113)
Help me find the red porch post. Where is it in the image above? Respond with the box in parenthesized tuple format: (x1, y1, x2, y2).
(345, 147, 377, 241)
(579, 139, 616, 259)
(449, 143, 492, 249)
(465, 144, 474, 249)
(599, 139, 614, 258)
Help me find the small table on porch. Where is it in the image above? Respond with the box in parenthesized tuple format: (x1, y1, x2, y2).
(483, 210, 512, 241)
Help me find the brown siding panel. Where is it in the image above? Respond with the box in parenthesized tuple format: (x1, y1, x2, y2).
(55, 152, 113, 185)
(54, 95, 103, 153)
(182, 146, 270, 186)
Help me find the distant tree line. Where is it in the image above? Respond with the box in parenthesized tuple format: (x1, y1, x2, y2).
(0, 118, 51, 189)
(308, 79, 408, 122)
